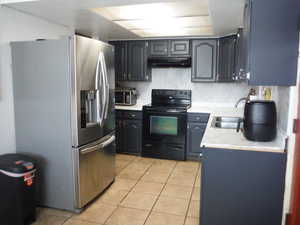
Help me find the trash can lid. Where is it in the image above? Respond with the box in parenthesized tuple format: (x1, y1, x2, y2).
(0, 154, 36, 174)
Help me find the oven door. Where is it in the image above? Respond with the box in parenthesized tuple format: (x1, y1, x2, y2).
(143, 109, 187, 144)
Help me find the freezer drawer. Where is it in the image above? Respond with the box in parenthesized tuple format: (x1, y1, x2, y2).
(75, 133, 115, 208)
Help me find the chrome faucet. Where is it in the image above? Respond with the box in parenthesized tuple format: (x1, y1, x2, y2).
(234, 97, 248, 108)
(235, 88, 256, 108)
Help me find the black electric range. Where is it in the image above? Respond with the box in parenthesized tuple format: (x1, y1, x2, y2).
(142, 89, 191, 161)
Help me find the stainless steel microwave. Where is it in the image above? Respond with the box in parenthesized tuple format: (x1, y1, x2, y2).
(115, 88, 137, 106)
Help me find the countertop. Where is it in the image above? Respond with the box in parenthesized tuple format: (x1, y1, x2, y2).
(115, 103, 287, 153)
(198, 105, 286, 153)
(115, 104, 144, 111)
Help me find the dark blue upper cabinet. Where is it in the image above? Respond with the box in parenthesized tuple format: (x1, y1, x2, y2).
(242, 0, 300, 86)
(149, 40, 169, 57)
(192, 40, 218, 82)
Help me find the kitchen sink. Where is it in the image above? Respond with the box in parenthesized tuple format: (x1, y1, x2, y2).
(212, 116, 243, 129)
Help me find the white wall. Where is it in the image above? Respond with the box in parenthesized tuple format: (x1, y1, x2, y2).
(281, 49, 300, 225)
(0, 6, 73, 154)
(121, 68, 251, 106)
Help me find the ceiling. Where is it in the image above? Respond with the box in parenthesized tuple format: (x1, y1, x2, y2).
(3, 0, 245, 40)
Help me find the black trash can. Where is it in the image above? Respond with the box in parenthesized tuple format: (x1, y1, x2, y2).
(0, 154, 37, 225)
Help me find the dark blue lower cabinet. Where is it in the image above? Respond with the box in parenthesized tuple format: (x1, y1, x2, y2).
(187, 113, 210, 160)
(200, 148, 286, 225)
(116, 110, 142, 155)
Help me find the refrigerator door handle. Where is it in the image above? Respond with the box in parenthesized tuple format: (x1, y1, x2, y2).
(80, 145, 99, 155)
(99, 135, 115, 149)
(96, 52, 105, 126)
(99, 52, 109, 121)
(99, 52, 106, 126)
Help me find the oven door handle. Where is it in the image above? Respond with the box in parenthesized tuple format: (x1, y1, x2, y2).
(143, 109, 186, 114)
(168, 146, 183, 150)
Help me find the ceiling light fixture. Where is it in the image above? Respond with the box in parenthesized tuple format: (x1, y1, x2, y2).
(92, 1, 213, 37)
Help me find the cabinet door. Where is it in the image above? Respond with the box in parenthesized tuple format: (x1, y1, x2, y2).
(115, 118, 124, 153)
(201, 148, 287, 225)
(170, 40, 190, 56)
(235, 28, 245, 80)
(192, 40, 217, 82)
(114, 42, 127, 81)
(243, 0, 251, 79)
(187, 122, 206, 160)
(123, 120, 142, 154)
(128, 41, 150, 81)
(218, 36, 236, 82)
(149, 40, 168, 57)
(242, 0, 299, 86)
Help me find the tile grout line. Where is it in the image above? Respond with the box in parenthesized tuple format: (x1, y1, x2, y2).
(101, 155, 140, 225)
(142, 160, 178, 225)
(183, 160, 201, 225)
(103, 155, 141, 225)
(103, 155, 156, 225)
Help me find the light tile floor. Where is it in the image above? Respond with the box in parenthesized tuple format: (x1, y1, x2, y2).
(33, 154, 201, 225)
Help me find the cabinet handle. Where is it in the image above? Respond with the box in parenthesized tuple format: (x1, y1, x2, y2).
(130, 114, 136, 118)
(246, 72, 250, 80)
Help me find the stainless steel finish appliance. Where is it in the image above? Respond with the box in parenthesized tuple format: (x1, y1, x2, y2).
(115, 88, 137, 106)
(142, 89, 191, 161)
(11, 35, 115, 212)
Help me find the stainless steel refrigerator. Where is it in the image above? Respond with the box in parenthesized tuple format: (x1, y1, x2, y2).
(11, 35, 115, 212)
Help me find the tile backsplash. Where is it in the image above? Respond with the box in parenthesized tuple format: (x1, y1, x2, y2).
(120, 68, 251, 106)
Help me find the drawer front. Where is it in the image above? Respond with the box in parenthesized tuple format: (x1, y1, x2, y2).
(123, 110, 142, 120)
(188, 113, 210, 123)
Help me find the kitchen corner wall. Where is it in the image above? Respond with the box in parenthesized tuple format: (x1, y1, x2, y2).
(276, 87, 291, 133)
(0, 6, 73, 154)
(121, 68, 251, 106)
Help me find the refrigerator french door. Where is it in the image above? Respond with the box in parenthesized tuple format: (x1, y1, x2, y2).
(72, 35, 115, 147)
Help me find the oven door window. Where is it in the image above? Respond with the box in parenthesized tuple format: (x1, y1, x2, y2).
(150, 116, 178, 136)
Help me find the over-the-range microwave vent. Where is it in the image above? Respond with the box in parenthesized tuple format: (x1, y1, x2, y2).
(148, 57, 191, 68)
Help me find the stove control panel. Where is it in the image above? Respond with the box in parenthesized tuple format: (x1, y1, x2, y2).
(152, 89, 191, 99)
